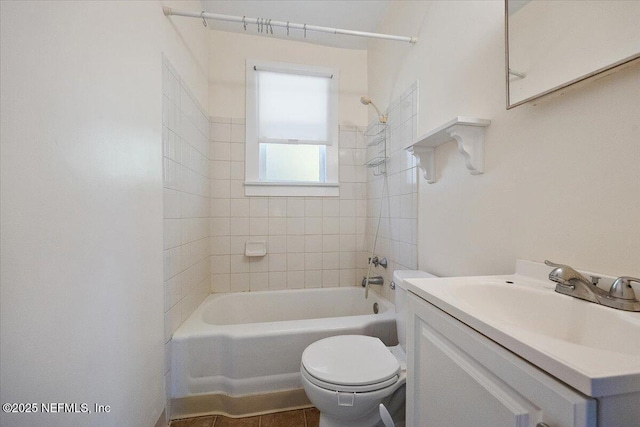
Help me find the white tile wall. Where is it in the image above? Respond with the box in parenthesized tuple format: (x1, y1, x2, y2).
(365, 82, 419, 301)
(162, 57, 210, 389)
(209, 119, 369, 293)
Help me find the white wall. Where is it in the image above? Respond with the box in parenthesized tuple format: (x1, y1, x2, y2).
(0, 2, 208, 426)
(368, 0, 640, 278)
(208, 30, 368, 126)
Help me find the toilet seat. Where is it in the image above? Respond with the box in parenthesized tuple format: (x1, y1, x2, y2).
(301, 335, 401, 393)
(302, 365, 399, 393)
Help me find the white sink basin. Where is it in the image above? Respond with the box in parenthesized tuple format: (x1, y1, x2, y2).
(406, 261, 640, 397)
(451, 282, 640, 356)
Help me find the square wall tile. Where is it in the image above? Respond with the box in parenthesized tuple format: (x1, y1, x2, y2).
(287, 235, 305, 253)
(211, 122, 231, 142)
(287, 199, 305, 217)
(230, 273, 250, 292)
(268, 217, 287, 235)
(230, 199, 250, 217)
(230, 236, 248, 254)
(287, 271, 305, 289)
(268, 235, 287, 253)
(269, 198, 287, 217)
(287, 253, 305, 271)
(250, 272, 269, 291)
(305, 235, 323, 253)
(269, 253, 287, 272)
(230, 218, 249, 236)
(305, 270, 322, 288)
(269, 272, 287, 290)
(305, 199, 323, 217)
(250, 199, 269, 217)
(322, 270, 340, 287)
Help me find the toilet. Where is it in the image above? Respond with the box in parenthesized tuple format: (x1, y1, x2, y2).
(300, 270, 435, 427)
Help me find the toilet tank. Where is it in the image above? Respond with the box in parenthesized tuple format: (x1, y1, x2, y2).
(393, 270, 436, 351)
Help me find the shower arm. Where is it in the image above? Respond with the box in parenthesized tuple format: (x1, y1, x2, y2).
(361, 97, 387, 123)
(163, 7, 418, 44)
(369, 102, 387, 124)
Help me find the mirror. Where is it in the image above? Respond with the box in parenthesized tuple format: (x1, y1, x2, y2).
(505, 0, 640, 109)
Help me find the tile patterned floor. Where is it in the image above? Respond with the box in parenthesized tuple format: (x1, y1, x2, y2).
(170, 408, 320, 427)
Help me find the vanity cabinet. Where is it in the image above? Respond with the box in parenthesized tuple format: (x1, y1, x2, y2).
(406, 293, 597, 427)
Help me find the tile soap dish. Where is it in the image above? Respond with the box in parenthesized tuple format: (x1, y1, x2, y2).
(245, 241, 267, 257)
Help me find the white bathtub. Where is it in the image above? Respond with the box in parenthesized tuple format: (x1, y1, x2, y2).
(171, 287, 397, 401)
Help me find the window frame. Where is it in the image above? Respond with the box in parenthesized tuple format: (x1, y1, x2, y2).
(245, 59, 339, 197)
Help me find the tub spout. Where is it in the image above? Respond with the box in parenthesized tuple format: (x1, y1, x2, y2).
(362, 276, 384, 287)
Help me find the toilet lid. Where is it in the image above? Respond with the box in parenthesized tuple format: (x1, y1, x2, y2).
(302, 335, 400, 387)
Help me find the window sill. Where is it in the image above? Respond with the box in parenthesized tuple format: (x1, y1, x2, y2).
(244, 181, 339, 197)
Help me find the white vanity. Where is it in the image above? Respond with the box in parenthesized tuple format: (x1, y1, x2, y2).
(405, 260, 640, 427)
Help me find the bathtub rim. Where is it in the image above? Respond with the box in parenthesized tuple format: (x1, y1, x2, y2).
(173, 287, 395, 340)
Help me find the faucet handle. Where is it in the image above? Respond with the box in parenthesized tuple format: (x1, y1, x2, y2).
(544, 260, 576, 272)
(544, 260, 563, 268)
(544, 260, 582, 288)
(609, 277, 640, 301)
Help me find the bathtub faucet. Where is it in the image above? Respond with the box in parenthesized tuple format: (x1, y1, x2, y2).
(369, 256, 388, 269)
(362, 276, 384, 287)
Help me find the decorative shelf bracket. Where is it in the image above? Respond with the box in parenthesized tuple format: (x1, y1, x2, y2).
(407, 146, 436, 184)
(447, 124, 484, 175)
(405, 116, 490, 184)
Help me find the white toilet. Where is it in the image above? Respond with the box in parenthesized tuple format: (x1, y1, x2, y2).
(300, 270, 435, 427)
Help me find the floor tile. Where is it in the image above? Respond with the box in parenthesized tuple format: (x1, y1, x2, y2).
(304, 408, 320, 427)
(171, 416, 216, 427)
(261, 409, 306, 427)
(214, 415, 260, 427)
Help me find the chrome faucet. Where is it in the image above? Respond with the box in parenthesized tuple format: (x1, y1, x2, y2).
(362, 276, 384, 287)
(545, 260, 640, 312)
(545, 260, 606, 303)
(369, 256, 388, 269)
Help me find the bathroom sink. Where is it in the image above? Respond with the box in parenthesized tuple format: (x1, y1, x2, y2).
(450, 282, 640, 356)
(406, 260, 640, 397)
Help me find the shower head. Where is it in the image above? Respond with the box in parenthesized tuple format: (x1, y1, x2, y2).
(360, 96, 386, 123)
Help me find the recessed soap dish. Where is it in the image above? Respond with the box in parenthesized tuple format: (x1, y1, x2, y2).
(245, 241, 267, 257)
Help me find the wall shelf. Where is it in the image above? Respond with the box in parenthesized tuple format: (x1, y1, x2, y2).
(364, 123, 387, 147)
(405, 116, 490, 184)
(364, 156, 388, 176)
(364, 122, 388, 175)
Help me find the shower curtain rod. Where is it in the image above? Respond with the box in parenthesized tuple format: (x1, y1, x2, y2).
(163, 7, 418, 44)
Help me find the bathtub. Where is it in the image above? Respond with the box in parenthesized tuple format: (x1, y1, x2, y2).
(171, 287, 397, 412)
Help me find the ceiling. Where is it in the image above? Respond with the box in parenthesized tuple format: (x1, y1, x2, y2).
(200, 1, 393, 50)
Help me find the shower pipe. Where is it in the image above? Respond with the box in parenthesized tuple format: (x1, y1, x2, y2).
(364, 174, 387, 299)
(362, 106, 388, 299)
(163, 7, 418, 44)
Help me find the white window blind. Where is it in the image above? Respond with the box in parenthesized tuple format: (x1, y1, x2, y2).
(245, 60, 339, 197)
(256, 68, 333, 145)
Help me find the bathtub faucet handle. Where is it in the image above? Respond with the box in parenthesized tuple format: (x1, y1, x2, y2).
(369, 256, 388, 269)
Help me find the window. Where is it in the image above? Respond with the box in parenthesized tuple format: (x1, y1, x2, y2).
(245, 60, 339, 196)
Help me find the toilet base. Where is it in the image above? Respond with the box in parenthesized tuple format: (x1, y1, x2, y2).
(302, 370, 406, 427)
(319, 406, 384, 427)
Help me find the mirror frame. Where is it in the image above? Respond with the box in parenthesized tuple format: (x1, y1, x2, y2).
(504, 0, 640, 109)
